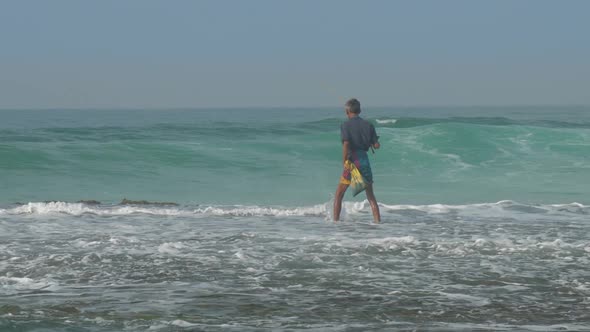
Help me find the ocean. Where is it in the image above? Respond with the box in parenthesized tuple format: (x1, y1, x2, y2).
(1, 106, 589, 331)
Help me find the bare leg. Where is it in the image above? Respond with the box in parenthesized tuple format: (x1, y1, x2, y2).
(365, 183, 381, 223)
(333, 183, 349, 222)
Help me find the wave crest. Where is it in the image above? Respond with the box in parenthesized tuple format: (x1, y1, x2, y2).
(1, 200, 588, 218)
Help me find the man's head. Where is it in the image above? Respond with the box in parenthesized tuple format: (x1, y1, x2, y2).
(345, 98, 361, 117)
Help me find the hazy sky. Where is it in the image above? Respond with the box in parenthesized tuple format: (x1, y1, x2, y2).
(1, 0, 589, 108)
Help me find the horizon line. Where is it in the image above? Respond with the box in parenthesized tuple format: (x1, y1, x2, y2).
(1, 104, 589, 111)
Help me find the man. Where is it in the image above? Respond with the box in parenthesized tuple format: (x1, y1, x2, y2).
(333, 98, 381, 223)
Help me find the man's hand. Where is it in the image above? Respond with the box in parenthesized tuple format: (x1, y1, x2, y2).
(373, 142, 380, 149)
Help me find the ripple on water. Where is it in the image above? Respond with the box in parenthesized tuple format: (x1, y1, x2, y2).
(1, 207, 589, 330)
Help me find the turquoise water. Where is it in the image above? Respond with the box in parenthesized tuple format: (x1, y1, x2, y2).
(1, 107, 589, 206)
(1, 107, 590, 331)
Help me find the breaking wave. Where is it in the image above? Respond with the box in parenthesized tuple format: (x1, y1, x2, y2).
(1, 200, 588, 217)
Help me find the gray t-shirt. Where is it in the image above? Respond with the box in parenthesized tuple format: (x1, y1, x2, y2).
(340, 116, 379, 152)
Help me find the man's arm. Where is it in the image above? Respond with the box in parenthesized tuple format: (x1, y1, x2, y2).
(371, 124, 380, 149)
(342, 140, 350, 164)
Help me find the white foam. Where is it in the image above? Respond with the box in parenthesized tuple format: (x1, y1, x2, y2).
(193, 204, 328, 217)
(233, 250, 247, 260)
(73, 239, 102, 248)
(170, 320, 198, 327)
(431, 236, 586, 258)
(368, 236, 418, 250)
(437, 291, 491, 306)
(376, 118, 397, 124)
(0, 201, 330, 217)
(10, 202, 92, 215)
(2, 202, 185, 217)
(548, 202, 589, 214)
(1, 200, 588, 218)
(0, 276, 59, 294)
(158, 242, 186, 255)
(441, 323, 590, 331)
(89, 317, 114, 326)
(81, 253, 102, 264)
(341, 201, 369, 215)
(381, 203, 456, 214)
(381, 200, 590, 216)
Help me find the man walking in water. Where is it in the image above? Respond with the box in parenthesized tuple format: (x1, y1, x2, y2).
(333, 98, 381, 223)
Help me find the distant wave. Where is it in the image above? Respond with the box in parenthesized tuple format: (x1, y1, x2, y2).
(1, 200, 588, 218)
(375, 117, 590, 129)
(1, 201, 330, 217)
(3, 116, 589, 143)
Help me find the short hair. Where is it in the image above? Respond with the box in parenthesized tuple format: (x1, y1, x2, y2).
(345, 98, 361, 114)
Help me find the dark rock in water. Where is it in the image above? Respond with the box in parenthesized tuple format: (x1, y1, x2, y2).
(120, 198, 179, 206)
(77, 200, 101, 205)
(0, 304, 21, 314)
(50, 305, 80, 314)
(37, 200, 101, 205)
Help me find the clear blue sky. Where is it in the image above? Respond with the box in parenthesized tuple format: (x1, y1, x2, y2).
(1, 0, 589, 108)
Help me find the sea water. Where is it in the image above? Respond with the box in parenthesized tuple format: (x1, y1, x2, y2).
(1, 107, 589, 331)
